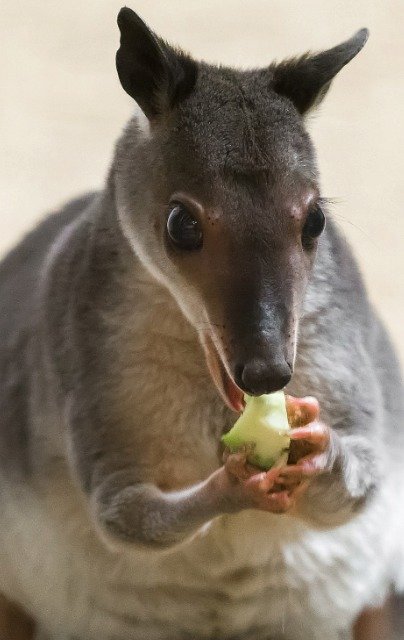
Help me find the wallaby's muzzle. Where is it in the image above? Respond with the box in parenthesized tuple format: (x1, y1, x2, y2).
(199, 259, 299, 412)
(234, 354, 292, 396)
(202, 329, 292, 413)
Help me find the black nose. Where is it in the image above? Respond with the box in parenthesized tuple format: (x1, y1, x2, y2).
(234, 359, 292, 396)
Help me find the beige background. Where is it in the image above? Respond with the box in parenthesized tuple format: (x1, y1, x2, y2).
(1, 1, 403, 363)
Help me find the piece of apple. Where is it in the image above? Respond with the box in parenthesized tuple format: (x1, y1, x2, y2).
(221, 391, 290, 470)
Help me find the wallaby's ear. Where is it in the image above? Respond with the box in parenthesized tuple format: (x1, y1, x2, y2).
(272, 28, 369, 114)
(116, 7, 198, 119)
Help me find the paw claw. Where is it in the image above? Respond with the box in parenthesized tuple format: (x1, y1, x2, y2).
(265, 490, 294, 513)
(286, 395, 320, 427)
(290, 421, 330, 449)
(223, 448, 263, 483)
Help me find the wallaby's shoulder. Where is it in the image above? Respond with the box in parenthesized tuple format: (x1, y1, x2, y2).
(0, 193, 98, 330)
(0, 192, 97, 288)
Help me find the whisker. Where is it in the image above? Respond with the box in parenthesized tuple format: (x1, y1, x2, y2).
(320, 196, 377, 248)
(195, 321, 224, 330)
(327, 212, 376, 247)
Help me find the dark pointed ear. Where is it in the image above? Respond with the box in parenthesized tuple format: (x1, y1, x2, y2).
(272, 28, 369, 114)
(116, 7, 198, 119)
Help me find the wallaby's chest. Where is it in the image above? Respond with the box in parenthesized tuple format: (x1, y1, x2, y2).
(108, 306, 234, 489)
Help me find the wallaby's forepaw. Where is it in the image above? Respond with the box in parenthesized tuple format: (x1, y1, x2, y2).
(222, 396, 341, 514)
(223, 447, 294, 513)
(278, 416, 376, 526)
(277, 420, 334, 497)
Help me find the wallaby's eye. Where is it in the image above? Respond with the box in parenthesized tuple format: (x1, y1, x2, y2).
(302, 204, 326, 249)
(166, 203, 203, 251)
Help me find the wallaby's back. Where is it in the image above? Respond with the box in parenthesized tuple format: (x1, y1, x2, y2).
(0, 193, 96, 479)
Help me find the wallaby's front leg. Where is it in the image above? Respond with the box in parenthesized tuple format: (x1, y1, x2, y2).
(92, 466, 233, 549)
(91, 460, 293, 549)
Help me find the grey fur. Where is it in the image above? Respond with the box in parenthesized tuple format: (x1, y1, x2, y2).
(0, 8, 403, 640)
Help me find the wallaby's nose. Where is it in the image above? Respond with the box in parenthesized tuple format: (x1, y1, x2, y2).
(235, 359, 292, 396)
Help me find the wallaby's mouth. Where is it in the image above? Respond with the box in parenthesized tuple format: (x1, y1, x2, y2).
(202, 333, 244, 413)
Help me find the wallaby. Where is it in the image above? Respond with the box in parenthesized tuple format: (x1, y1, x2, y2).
(0, 7, 403, 640)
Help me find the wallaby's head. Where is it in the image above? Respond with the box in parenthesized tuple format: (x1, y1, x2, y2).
(114, 7, 368, 411)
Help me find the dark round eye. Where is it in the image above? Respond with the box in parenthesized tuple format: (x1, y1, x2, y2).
(166, 203, 203, 251)
(302, 204, 326, 247)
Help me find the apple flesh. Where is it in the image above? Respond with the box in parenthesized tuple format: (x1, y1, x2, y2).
(221, 391, 290, 470)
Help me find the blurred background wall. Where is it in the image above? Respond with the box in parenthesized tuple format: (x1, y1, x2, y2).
(1, 1, 403, 362)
